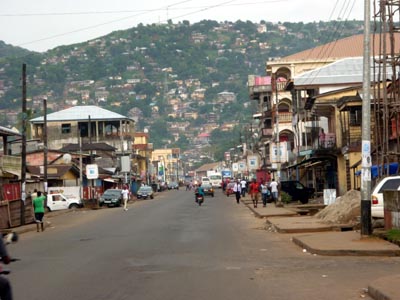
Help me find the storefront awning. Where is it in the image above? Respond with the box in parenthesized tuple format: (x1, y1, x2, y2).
(288, 156, 335, 169)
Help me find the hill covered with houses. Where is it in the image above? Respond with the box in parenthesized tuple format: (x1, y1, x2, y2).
(0, 19, 363, 165)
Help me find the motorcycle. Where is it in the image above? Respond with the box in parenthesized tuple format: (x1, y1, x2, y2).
(195, 193, 204, 206)
(0, 232, 19, 300)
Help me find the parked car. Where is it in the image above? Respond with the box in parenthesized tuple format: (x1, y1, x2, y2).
(167, 182, 179, 190)
(46, 193, 83, 212)
(137, 185, 155, 199)
(371, 176, 400, 218)
(202, 183, 214, 197)
(280, 181, 315, 204)
(99, 189, 123, 207)
(225, 182, 235, 197)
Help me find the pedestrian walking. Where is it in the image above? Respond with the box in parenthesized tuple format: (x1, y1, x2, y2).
(249, 178, 260, 208)
(121, 185, 130, 211)
(269, 178, 279, 203)
(33, 191, 46, 232)
(240, 178, 247, 197)
(233, 179, 242, 204)
(261, 180, 271, 207)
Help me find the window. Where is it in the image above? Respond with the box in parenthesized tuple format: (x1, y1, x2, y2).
(349, 108, 362, 126)
(378, 179, 400, 193)
(61, 124, 71, 134)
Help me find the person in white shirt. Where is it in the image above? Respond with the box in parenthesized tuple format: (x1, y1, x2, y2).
(269, 178, 279, 203)
(233, 179, 242, 204)
(261, 180, 271, 207)
(240, 178, 247, 197)
(121, 185, 130, 211)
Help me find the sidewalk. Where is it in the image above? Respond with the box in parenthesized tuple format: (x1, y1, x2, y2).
(242, 198, 400, 300)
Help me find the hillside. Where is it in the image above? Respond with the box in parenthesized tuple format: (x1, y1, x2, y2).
(0, 19, 363, 164)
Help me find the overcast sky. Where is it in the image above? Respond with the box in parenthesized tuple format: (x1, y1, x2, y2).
(0, 0, 365, 52)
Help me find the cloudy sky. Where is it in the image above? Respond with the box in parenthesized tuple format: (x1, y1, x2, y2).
(0, 0, 365, 52)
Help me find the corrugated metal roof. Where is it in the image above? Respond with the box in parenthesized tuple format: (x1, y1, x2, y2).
(30, 106, 133, 123)
(280, 33, 400, 62)
(293, 57, 398, 86)
(0, 126, 21, 137)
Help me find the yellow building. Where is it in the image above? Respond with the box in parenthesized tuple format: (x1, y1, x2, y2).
(152, 148, 181, 183)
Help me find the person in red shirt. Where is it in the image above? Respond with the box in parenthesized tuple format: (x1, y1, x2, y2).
(249, 178, 260, 208)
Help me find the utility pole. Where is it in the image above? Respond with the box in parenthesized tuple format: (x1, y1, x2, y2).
(43, 98, 48, 194)
(20, 63, 27, 225)
(361, 0, 372, 236)
(274, 73, 283, 207)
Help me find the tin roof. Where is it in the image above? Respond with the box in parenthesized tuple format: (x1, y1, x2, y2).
(0, 126, 21, 137)
(280, 33, 400, 62)
(293, 57, 398, 87)
(30, 106, 133, 123)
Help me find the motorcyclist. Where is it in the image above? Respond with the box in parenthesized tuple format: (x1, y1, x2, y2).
(195, 183, 205, 202)
(0, 233, 12, 300)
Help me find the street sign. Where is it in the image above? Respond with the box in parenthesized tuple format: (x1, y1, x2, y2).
(86, 164, 99, 179)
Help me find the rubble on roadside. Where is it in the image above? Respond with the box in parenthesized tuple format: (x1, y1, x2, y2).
(315, 190, 361, 225)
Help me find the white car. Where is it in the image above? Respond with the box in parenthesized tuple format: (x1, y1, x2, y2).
(371, 176, 400, 218)
(201, 177, 210, 184)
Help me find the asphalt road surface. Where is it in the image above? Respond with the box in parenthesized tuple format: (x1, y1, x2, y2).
(7, 188, 398, 299)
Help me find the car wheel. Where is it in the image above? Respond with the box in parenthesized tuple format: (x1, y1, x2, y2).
(45, 207, 51, 213)
(69, 203, 79, 209)
(211, 193, 214, 197)
(116, 201, 121, 207)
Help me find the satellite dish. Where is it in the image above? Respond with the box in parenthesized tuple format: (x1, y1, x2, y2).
(62, 154, 72, 163)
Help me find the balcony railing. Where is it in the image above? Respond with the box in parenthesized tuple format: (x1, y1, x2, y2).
(276, 112, 292, 123)
(276, 81, 287, 92)
(318, 133, 336, 149)
(297, 133, 337, 153)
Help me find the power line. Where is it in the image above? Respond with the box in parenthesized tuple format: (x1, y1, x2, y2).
(15, 0, 286, 48)
(0, 1, 287, 17)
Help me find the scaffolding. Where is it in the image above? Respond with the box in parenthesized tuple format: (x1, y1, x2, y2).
(372, 0, 400, 178)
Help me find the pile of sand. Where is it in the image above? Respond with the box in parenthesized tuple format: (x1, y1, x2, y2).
(315, 190, 361, 225)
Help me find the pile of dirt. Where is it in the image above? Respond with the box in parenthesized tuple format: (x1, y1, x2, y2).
(315, 190, 361, 225)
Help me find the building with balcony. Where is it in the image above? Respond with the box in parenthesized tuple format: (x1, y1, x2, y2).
(151, 148, 181, 183)
(132, 132, 153, 184)
(250, 34, 390, 195)
(251, 33, 400, 198)
(30, 105, 135, 154)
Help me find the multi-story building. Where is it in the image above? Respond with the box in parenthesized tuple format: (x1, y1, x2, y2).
(132, 132, 153, 184)
(30, 105, 135, 154)
(249, 34, 400, 197)
(152, 148, 181, 183)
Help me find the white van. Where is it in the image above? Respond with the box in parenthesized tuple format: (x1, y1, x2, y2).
(371, 176, 400, 218)
(201, 177, 210, 184)
(46, 193, 83, 212)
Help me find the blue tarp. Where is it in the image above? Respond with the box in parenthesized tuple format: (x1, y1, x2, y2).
(354, 162, 399, 178)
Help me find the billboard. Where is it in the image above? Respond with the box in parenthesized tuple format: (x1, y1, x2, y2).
(247, 155, 259, 170)
(120, 156, 131, 173)
(271, 142, 288, 163)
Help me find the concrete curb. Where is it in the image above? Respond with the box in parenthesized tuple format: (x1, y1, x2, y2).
(291, 235, 400, 257)
(368, 275, 400, 300)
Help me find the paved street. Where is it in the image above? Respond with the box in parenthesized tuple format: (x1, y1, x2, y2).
(7, 189, 399, 299)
